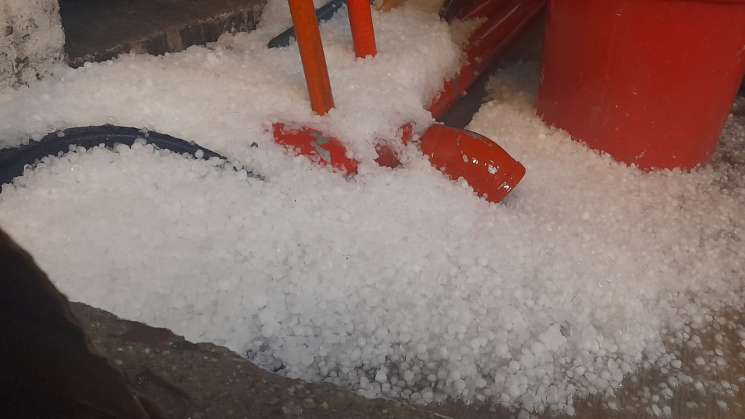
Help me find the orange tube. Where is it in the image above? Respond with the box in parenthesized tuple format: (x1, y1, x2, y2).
(289, 0, 335, 114)
(347, 0, 377, 58)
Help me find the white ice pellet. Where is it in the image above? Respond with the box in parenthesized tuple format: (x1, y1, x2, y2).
(375, 369, 387, 383)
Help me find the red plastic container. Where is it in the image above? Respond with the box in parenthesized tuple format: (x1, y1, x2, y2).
(537, 0, 745, 170)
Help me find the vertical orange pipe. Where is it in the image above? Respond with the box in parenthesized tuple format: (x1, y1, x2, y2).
(289, 0, 335, 115)
(347, 0, 377, 58)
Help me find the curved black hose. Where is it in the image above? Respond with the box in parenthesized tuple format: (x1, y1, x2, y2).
(0, 125, 262, 186)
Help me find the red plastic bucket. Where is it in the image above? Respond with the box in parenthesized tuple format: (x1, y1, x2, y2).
(537, 0, 745, 170)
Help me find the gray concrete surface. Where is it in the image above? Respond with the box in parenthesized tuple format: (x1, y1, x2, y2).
(60, 0, 266, 67)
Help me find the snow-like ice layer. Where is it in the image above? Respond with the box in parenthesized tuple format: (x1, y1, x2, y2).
(0, 3, 459, 163)
(1, 2, 745, 414)
(0, 0, 65, 88)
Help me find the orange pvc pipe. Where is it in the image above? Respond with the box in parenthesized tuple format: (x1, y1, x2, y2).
(347, 0, 377, 58)
(289, 0, 335, 115)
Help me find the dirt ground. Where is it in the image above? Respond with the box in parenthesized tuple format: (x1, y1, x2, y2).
(73, 298, 745, 419)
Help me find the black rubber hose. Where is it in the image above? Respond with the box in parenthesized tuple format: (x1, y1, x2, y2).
(0, 125, 262, 186)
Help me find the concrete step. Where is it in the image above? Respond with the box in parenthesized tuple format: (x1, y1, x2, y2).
(60, 0, 266, 67)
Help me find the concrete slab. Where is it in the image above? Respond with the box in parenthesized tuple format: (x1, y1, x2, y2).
(60, 0, 266, 67)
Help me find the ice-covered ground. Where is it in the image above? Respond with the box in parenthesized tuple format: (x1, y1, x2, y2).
(1, 1, 745, 415)
(0, 0, 65, 88)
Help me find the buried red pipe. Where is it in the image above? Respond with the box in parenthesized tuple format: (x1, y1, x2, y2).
(428, 0, 546, 119)
(272, 123, 359, 174)
(273, 0, 360, 175)
(379, 0, 545, 153)
(420, 125, 526, 203)
(274, 0, 537, 203)
(274, 0, 377, 176)
(374, 0, 540, 201)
